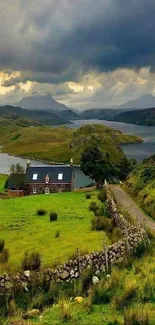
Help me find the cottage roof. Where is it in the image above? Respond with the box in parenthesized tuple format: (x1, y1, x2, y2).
(26, 165, 73, 184)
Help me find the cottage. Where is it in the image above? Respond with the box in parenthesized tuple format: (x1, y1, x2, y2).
(7, 161, 74, 197)
(26, 164, 74, 195)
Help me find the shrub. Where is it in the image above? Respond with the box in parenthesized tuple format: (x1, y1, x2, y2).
(60, 300, 72, 321)
(98, 189, 107, 202)
(55, 230, 60, 238)
(21, 251, 41, 270)
(0, 239, 5, 253)
(50, 211, 58, 221)
(124, 305, 149, 325)
(91, 216, 114, 232)
(86, 193, 91, 199)
(89, 201, 99, 213)
(37, 208, 47, 216)
(0, 248, 9, 263)
(113, 279, 137, 310)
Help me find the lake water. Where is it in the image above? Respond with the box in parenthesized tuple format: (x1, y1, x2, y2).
(0, 119, 154, 187)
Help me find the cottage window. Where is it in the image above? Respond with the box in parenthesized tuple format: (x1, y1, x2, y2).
(45, 187, 50, 194)
(33, 174, 38, 180)
(33, 187, 37, 194)
(58, 173, 63, 180)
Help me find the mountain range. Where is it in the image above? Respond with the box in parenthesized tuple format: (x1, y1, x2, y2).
(17, 93, 155, 111)
(1, 93, 155, 126)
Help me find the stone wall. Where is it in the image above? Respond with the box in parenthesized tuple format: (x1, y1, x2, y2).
(27, 182, 72, 195)
(0, 183, 147, 302)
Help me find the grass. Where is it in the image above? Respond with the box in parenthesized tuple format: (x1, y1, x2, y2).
(0, 174, 7, 192)
(0, 191, 108, 272)
(7, 303, 122, 325)
(0, 123, 142, 164)
(125, 158, 155, 220)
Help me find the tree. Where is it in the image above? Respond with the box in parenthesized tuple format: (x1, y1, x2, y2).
(9, 163, 25, 195)
(80, 146, 116, 186)
(118, 157, 137, 180)
(10, 163, 24, 174)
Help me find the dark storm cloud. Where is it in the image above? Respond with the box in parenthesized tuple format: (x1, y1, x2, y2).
(1, 0, 155, 86)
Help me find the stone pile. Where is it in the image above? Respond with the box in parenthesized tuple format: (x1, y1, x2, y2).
(0, 183, 147, 301)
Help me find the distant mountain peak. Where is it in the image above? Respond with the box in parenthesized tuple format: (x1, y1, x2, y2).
(18, 94, 69, 111)
(119, 93, 155, 109)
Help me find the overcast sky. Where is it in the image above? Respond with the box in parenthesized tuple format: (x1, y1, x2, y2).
(1, 0, 155, 108)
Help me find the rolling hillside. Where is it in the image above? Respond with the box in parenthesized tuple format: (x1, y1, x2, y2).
(114, 107, 155, 126)
(0, 105, 71, 125)
(79, 108, 124, 120)
(0, 123, 142, 164)
(125, 154, 155, 219)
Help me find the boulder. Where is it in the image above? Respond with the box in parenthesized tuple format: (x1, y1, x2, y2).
(23, 309, 40, 319)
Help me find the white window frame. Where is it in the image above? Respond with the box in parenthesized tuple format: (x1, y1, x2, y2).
(58, 173, 63, 180)
(45, 187, 50, 194)
(33, 187, 37, 194)
(33, 173, 38, 180)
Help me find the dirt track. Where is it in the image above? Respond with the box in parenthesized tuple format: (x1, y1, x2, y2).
(110, 185, 155, 230)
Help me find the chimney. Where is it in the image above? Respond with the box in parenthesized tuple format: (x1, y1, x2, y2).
(70, 158, 73, 167)
(26, 159, 30, 169)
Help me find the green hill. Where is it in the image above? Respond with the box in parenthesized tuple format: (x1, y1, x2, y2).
(0, 105, 72, 126)
(0, 123, 142, 164)
(114, 107, 155, 125)
(125, 154, 155, 219)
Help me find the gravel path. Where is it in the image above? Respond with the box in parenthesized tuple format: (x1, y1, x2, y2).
(110, 185, 155, 230)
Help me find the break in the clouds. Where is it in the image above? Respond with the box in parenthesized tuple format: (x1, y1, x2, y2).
(1, 0, 155, 107)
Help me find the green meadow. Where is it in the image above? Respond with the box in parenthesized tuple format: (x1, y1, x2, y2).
(0, 191, 108, 272)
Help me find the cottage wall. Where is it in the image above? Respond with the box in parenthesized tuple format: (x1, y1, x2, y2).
(27, 182, 72, 195)
(8, 189, 24, 198)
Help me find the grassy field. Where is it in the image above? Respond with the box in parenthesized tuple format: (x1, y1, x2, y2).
(0, 174, 7, 192)
(0, 191, 108, 272)
(0, 123, 142, 164)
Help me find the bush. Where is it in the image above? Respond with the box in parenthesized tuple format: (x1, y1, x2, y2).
(37, 208, 47, 216)
(86, 193, 91, 199)
(91, 216, 114, 232)
(98, 190, 107, 203)
(55, 230, 60, 238)
(21, 251, 41, 270)
(124, 305, 149, 325)
(113, 279, 137, 310)
(0, 239, 5, 253)
(89, 201, 99, 213)
(50, 211, 58, 221)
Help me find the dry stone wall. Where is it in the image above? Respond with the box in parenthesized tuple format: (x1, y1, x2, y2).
(0, 183, 147, 301)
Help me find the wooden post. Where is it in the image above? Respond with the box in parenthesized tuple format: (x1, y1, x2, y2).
(104, 245, 108, 273)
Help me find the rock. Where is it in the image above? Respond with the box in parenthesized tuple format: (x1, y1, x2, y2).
(92, 276, 99, 284)
(74, 296, 83, 303)
(24, 270, 31, 278)
(23, 308, 40, 319)
(60, 270, 70, 280)
(5, 281, 13, 289)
